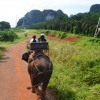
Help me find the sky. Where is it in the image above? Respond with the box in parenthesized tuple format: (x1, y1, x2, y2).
(0, 0, 100, 27)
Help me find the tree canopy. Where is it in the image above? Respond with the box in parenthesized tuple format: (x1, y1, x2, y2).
(28, 12, 100, 37)
(0, 21, 11, 30)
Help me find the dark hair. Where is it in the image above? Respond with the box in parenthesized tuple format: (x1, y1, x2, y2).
(40, 35, 46, 42)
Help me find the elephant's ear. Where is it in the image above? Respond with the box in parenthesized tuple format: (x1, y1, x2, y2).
(22, 52, 29, 63)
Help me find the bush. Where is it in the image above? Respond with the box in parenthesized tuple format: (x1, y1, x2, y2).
(0, 53, 2, 59)
(0, 47, 6, 60)
(57, 32, 67, 39)
(0, 30, 18, 42)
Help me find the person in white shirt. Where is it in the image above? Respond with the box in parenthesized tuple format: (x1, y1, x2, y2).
(38, 33, 46, 42)
(30, 34, 38, 43)
(28, 34, 39, 60)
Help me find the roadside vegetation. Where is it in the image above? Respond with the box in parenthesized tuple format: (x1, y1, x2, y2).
(47, 34, 100, 100)
(0, 27, 27, 59)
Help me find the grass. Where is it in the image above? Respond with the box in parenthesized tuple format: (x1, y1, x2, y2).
(0, 47, 6, 59)
(47, 35, 100, 100)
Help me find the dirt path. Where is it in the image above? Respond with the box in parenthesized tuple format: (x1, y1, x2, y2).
(0, 38, 56, 100)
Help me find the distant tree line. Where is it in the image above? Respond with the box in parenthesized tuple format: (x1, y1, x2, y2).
(28, 12, 100, 37)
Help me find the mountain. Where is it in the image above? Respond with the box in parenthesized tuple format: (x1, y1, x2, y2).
(16, 9, 67, 27)
(90, 4, 100, 13)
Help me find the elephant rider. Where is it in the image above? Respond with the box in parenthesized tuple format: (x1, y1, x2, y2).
(38, 33, 49, 56)
(28, 34, 45, 63)
(22, 34, 48, 63)
(22, 34, 40, 63)
(38, 33, 47, 42)
(30, 34, 38, 43)
(28, 34, 39, 63)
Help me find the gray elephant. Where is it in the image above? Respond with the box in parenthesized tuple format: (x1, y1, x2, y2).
(23, 51, 53, 100)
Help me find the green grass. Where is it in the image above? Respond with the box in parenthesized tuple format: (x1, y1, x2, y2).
(0, 47, 6, 59)
(47, 35, 100, 100)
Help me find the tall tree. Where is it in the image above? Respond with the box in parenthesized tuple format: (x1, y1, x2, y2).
(0, 21, 10, 30)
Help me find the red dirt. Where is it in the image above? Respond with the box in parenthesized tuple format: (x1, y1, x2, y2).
(0, 38, 57, 100)
(47, 34, 81, 42)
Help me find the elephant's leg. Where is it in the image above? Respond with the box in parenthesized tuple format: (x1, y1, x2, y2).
(41, 90, 46, 100)
(42, 72, 52, 99)
(27, 66, 35, 92)
(34, 86, 42, 99)
(31, 87, 35, 93)
(30, 74, 36, 93)
(42, 84, 47, 99)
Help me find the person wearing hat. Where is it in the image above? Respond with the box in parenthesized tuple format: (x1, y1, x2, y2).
(22, 34, 39, 63)
(27, 34, 38, 51)
(38, 33, 47, 42)
(30, 34, 38, 43)
(27, 34, 38, 59)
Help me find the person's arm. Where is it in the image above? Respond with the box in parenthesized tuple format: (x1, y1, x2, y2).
(30, 39, 33, 43)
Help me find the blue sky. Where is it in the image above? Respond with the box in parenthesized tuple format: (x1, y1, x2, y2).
(0, 0, 100, 27)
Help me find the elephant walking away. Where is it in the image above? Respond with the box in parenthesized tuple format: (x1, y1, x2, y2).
(27, 52, 53, 100)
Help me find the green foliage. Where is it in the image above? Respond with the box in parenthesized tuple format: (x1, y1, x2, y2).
(10, 27, 26, 33)
(0, 30, 18, 42)
(48, 36, 100, 100)
(50, 86, 76, 100)
(24, 33, 27, 37)
(57, 32, 67, 39)
(0, 53, 2, 59)
(28, 12, 100, 38)
(90, 84, 100, 96)
(0, 51, 2, 59)
(0, 21, 10, 30)
(0, 47, 6, 59)
(0, 28, 29, 60)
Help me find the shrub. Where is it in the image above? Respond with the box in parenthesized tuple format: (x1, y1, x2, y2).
(0, 30, 18, 42)
(57, 32, 67, 39)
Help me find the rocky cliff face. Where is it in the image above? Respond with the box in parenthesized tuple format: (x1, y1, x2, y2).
(90, 4, 100, 13)
(17, 9, 67, 27)
(46, 14, 54, 20)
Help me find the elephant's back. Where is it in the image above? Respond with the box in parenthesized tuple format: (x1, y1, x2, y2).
(34, 57, 52, 72)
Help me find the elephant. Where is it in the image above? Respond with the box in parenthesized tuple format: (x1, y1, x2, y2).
(23, 51, 53, 100)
